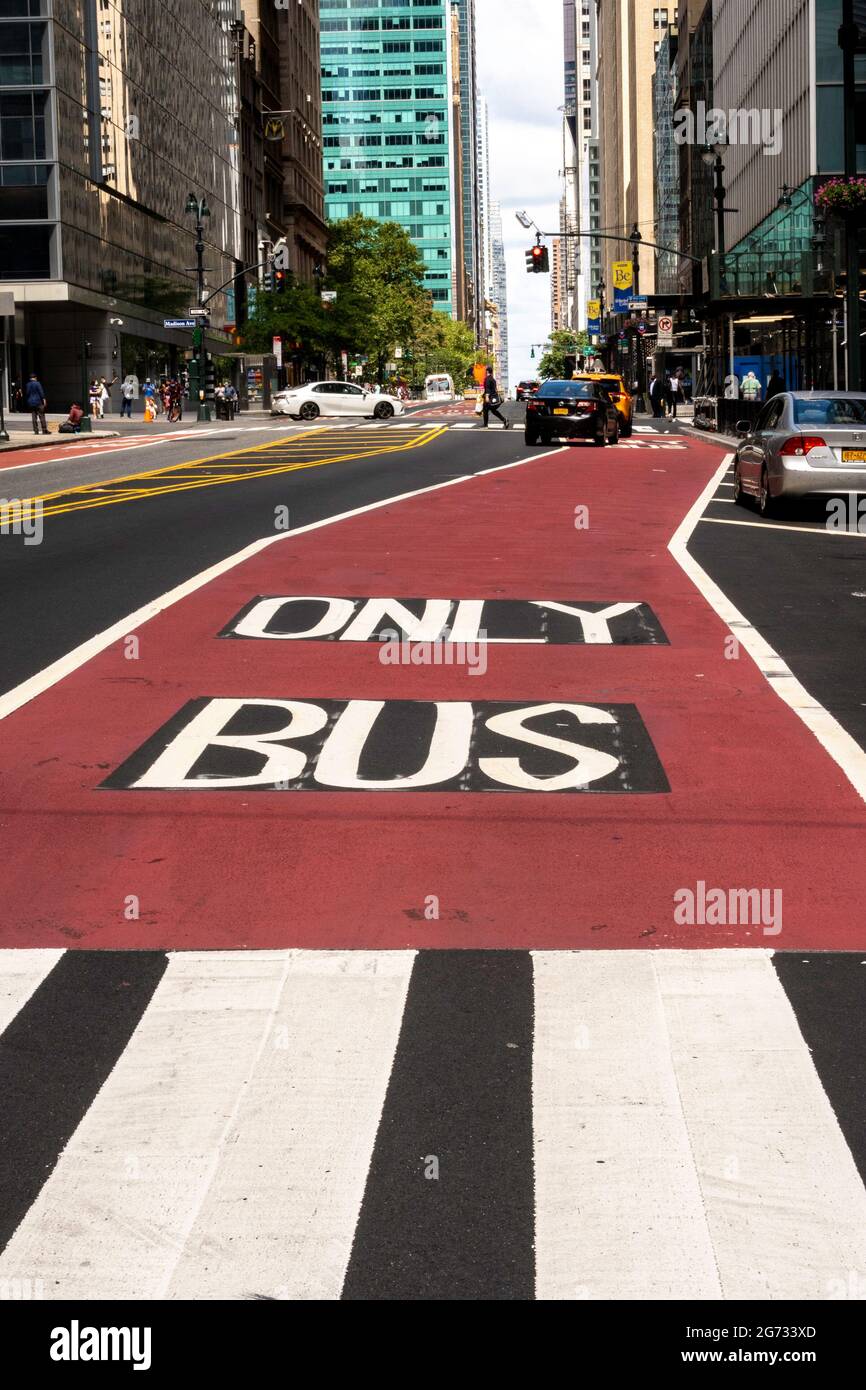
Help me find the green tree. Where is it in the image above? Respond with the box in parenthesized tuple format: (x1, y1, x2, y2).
(410, 312, 477, 389)
(537, 328, 591, 380)
(241, 277, 327, 371)
(325, 215, 429, 379)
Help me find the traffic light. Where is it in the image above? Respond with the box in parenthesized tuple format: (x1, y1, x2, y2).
(274, 268, 286, 293)
(263, 256, 274, 292)
(526, 244, 549, 274)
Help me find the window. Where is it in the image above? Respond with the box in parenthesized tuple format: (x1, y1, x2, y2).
(653, 7, 669, 25)
(0, 161, 48, 218)
(0, 222, 50, 277)
(0, 90, 48, 160)
(0, 20, 45, 83)
(793, 397, 866, 425)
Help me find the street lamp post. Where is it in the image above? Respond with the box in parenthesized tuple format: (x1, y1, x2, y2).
(701, 146, 730, 259)
(185, 192, 212, 421)
(79, 334, 93, 433)
(630, 224, 642, 297)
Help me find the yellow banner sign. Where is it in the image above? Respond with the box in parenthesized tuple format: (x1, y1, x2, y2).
(612, 261, 633, 291)
(586, 300, 601, 320)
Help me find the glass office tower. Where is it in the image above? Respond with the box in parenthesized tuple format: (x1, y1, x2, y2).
(320, 0, 456, 315)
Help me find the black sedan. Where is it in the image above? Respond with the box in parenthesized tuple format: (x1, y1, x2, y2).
(524, 379, 620, 447)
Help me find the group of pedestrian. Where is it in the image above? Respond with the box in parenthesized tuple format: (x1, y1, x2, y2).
(214, 383, 239, 419)
(87, 374, 118, 419)
(724, 369, 786, 404)
(649, 366, 690, 419)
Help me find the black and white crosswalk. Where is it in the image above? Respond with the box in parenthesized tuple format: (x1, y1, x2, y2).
(1, 949, 865, 1301)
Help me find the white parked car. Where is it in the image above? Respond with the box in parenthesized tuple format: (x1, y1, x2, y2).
(271, 381, 406, 421)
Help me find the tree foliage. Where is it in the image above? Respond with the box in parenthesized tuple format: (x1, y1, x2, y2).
(538, 328, 592, 380)
(240, 215, 474, 381)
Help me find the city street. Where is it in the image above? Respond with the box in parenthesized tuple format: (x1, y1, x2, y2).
(2, 410, 865, 1301)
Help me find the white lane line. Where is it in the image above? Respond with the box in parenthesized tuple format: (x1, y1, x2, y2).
(0, 446, 559, 723)
(0, 951, 414, 1301)
(669, 453, 866, 803)
(532, 951, 721, 1301)
(655, 952, 866, 1299)
(0, 949, 63, 1034)
(699, 516, 866, 537)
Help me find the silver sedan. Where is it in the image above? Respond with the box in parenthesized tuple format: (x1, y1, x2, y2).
(734, 391, 866, 516)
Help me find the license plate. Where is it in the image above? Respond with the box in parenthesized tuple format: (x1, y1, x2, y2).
(553, 407, 570, 415)
(842, 449, 866, 462)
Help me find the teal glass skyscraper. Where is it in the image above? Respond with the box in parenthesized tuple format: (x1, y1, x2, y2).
(320, 0, 456, 315)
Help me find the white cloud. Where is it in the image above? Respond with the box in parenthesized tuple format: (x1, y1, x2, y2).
(477, 0, 564, 386)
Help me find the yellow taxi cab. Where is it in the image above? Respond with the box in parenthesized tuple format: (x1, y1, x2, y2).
(572, 372, 634, 436)
(464, 385, 480, 401)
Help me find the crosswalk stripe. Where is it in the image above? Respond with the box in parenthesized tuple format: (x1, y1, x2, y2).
(0, 948, 62, 1034)
(2, 948, 865, 1300)
(342, 951, 535, 1300)
(532, 951, 722, 1301)
(0, 951, 168, 1257)
(0, 950, 413, 1301)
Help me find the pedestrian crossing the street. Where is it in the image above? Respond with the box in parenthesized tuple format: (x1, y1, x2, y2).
(1, 948, 864, 1301)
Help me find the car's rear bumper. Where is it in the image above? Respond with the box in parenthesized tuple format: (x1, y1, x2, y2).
(534, 422, 599, 438)
(774, 460, 866, 496)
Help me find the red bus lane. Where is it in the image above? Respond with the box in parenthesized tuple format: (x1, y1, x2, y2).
(2, 436, 864, 951)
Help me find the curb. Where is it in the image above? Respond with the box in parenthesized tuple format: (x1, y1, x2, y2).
(0, 431, 120, 454)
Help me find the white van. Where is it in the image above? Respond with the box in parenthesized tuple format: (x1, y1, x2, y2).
(424, 373, 455, 402)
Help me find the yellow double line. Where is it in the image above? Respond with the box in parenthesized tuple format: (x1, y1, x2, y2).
(1, 425, 446, 522)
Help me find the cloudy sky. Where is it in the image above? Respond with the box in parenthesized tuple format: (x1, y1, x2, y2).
(476, 0, 564, 386)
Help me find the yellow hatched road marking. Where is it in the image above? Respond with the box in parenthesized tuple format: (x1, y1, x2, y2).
(2, 426, 446, 521)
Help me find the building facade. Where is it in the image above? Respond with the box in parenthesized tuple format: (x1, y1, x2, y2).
(696, 0, 856, 393)
(0, 0, 244, 407)
(597, 0, 671, 299)
(320, 0, 459, 316)
(276, 0, 327, 285)
(653, 21, 680, 294)
(488, 197, 508, 388)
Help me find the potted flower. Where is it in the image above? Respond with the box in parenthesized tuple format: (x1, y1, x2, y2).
(815, 177, 866, 216)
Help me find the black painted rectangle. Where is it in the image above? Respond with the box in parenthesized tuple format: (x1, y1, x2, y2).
(341, 951, 535, 1301)
(0, 951, 168, 1256)
(101, 697, 670, 793)
(220, 595, 669, 645)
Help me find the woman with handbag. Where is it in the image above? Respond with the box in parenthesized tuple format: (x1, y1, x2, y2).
(481, 367, 511, 429)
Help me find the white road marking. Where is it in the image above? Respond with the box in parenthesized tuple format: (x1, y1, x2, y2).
(0, 447, 561, 723)
(533, 950, 866, 1300)
(0, 951, 414, 1300)
(0, 950, 62, 1034)
(670, 453, 866, 803)
(700, 516, 866, 537)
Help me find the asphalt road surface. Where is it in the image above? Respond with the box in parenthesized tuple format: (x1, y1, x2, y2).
(2, 402, 866, 1304)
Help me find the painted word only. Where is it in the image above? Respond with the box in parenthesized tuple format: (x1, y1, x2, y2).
(102, 698, 670, 794)
(220, 596, 669, 646)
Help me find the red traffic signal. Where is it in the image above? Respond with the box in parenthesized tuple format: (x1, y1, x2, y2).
(526, 244, 550, 274)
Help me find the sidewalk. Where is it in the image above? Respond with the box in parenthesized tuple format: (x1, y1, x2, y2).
(0, 427, 119, 454)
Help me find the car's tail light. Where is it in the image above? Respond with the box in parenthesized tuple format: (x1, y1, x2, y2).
(576, 402, 597, 412)
(780, 436, 827, 456)
(526, 399, 539, 411)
